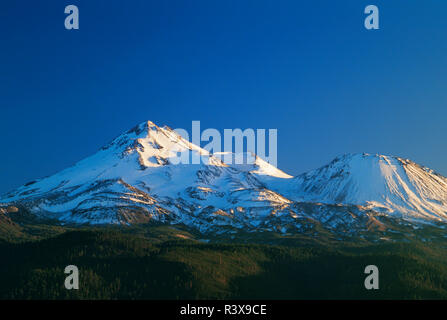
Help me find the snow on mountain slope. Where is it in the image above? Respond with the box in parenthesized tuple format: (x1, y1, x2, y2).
(0, 121, 291, 228)
(281, 153, 447, 222)
(214, 152, 293, 179)
(2, 121, 447, 236)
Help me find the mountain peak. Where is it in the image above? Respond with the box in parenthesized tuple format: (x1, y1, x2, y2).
(126, 120, 162, 136)
(289, 152, 447, 221)
(4, 119, 447, 233)
(143, 120, 163, 131)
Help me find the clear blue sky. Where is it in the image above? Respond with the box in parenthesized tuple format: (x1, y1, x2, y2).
(1, 0, 447, 194)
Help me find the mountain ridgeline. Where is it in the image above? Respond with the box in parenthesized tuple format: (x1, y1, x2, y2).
(3, 121, 447, 300)
(2, 120, 447, 240)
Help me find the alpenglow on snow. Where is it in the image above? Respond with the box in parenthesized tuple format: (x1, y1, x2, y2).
(2, 121, 447, 235)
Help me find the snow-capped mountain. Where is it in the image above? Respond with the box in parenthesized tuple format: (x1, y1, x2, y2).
(0, 121, 292, 231)
(2, 121, 447, 236)
(277, 153, 447, 222)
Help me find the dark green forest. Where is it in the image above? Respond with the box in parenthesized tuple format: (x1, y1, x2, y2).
(1, 224, 447, 299)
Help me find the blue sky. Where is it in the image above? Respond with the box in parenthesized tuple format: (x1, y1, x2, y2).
(1, 0, 447, 194)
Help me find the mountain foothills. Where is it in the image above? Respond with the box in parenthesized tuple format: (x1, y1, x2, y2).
(2, 120, 447, 241)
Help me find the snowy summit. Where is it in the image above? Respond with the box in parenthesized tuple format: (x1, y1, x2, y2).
(2, 121, 447, 235)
